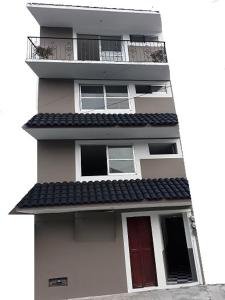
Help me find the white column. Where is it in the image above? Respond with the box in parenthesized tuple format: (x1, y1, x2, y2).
(128, 84, 136, 113)
(122, 34, 130, 62)
(73, 30, 78, 60)
(151, 214, 167, 288)
(183, 212, 204, 284)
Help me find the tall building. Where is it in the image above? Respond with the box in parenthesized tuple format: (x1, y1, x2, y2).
(11, 3, 204, 300)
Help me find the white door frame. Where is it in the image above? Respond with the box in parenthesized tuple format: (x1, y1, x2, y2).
(121, 209, 203, 293)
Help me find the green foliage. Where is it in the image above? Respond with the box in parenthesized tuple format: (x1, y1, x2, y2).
(35, 46, 53, 59)
(151, 49, 166, 62)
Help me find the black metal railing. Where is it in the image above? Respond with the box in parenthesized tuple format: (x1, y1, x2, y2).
(27, 37, 167, 63)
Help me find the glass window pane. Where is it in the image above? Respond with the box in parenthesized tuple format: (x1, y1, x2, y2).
(82, 98, 105, 109)
(106, 98, 129, 109)
(151, 85, 167, 93)
(149, 143, 177, 155)
(109, 160, 135, 173)
(135, 85, 152, 94)
(101, 36, 121, 51)
(130, 35, 158, 42)
(106, 85, 128, 97)
(108, 146, 133, 159)
(81, 85, 103, 97)
(130, 35, 145, 42)
(145, 35, 159, 42)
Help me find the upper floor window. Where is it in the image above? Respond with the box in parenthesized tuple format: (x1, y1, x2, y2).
(149, 142, 178, 155)
(108, 146, 135, 174)
(130, 35, 159, 42)
(80, 85, 130, 111)
(147, 139, 182, 159)
(81, 145, 135, 176)
(135, 84, 168, 95)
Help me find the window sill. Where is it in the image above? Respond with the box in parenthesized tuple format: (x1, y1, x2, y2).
(78, 109, 134, 114)
(77, 173, 140, 182)
(134, 94, 172, 98)
(143, 154, 183, 160)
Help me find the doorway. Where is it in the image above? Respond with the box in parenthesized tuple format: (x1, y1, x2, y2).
(77, 34, 122, 61)
(127, 216, 157, 288)
(161, 214, 196, 284)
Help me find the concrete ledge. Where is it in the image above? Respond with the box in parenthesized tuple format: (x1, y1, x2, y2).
(68, 285, 225, 300)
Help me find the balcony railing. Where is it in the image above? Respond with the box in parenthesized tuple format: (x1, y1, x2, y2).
(27, 37, 167, 63)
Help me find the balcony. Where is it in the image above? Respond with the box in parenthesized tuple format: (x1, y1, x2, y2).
(26, 37, 170, 80)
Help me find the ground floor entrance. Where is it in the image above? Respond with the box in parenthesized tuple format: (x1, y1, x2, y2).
(122, 209, 203, 292)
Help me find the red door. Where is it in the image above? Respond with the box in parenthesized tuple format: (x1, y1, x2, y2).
(127, 216, 157, 288)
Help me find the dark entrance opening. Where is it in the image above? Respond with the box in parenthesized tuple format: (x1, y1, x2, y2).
(161, 214, 196, 284)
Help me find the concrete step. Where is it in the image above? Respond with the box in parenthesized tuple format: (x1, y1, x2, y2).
(68, 284, 225, 300)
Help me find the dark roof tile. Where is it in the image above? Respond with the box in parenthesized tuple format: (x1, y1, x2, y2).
(25, 113, 178, 128)
(17, 178, 190, 209)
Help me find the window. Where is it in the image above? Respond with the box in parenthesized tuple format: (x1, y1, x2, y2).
(108, 146, 135, 173)
(80, 85, 129, 111)
(135, 84, 167, 95)
(81, 145, 107, 176)
(149, 143, 177, 155)
(100, 36, 123, 61)
(80, 85, 104, 110)
(100, 36, 121, 52)
(130, 35, 159, 42)
(80, 145, 135, 176)
(105, 86, 129, 109)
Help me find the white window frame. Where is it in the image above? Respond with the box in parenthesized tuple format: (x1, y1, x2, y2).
(75, 139, 183, 182)
(147, 139, 183, 159)
(75, 140, 141, 182)
(134, 81, 172, 98)
(74, 82, 135, 114)
(122, 209, 203, 293)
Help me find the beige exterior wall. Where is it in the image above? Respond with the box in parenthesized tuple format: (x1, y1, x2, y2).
(135, 97, 176, 114)
(141, 158, 186, 179)
(37, 140, 75, 183)
(38, 79, 176, 114)
(35, 213, 127, 300)
(40, 26, 74, 60)
(40, 27, 73, 38)
(38, 79, 75, 113)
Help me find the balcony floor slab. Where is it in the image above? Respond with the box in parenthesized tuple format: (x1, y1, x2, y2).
(26, 59, 170, 80)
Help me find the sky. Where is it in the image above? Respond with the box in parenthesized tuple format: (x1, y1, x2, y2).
(0, 0, 225, 299)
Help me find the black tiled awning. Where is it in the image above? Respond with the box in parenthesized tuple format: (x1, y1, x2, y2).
(17, 178, 190, 209)
(25, 113, 178, 128)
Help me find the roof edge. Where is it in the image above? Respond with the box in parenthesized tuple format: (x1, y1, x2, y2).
(13, 199, 192, 215)
(27, 3, 160, 14)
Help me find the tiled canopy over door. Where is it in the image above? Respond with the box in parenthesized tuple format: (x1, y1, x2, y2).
(127, 216, 157, 288)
